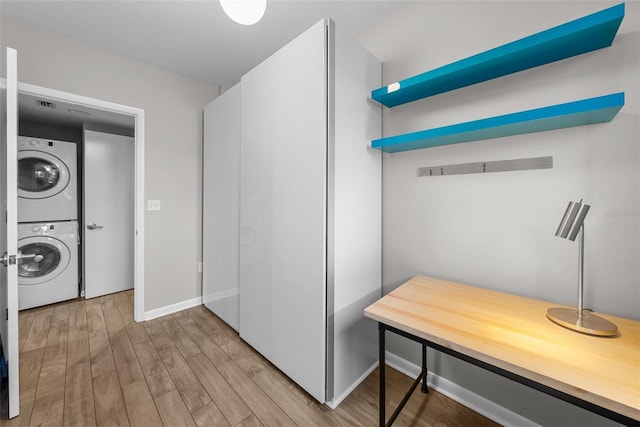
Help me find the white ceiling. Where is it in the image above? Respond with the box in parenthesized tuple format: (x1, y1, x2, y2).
(0, 0, 404, 88)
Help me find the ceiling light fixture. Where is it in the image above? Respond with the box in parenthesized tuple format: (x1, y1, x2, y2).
(220, 0, 266, 26)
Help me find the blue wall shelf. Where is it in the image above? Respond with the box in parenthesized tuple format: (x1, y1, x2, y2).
(371, 93, 624, 153)
(371, 3, 625, 108)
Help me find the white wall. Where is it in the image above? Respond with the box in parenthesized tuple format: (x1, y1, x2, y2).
(359, 1, 639, 426)
(1, 16, 219, 312)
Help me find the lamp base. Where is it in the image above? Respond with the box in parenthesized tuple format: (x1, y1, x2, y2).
(546, 307, 618, 337)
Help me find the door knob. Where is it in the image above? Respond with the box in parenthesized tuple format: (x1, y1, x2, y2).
(87, 223, 104, 230)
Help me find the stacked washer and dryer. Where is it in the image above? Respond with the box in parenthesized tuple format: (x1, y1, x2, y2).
(17, 136, 79, 310)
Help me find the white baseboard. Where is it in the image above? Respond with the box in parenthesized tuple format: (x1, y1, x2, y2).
(143, 296, 203, 321)
(384, 351, 540, 427)
(201, 287, 239, 305)
(326, 361, 378, 410)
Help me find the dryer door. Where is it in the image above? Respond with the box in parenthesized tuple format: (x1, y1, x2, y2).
(17, 150, 71, 199)
(17, 236, 71, 286)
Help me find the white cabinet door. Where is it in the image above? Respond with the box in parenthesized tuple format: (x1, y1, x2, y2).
(1, 47, 20, 418)
(203, 84, 241, 331)
(240, 20, 327, 402)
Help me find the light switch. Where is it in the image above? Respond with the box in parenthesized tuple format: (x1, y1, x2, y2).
(147, 200, 161, 211)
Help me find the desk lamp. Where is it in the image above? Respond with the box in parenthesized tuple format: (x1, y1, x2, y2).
(547, 199, 618, 336)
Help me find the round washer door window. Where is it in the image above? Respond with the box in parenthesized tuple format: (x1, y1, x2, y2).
(18, 151, 70, 199)
(18, 236, 71, 286)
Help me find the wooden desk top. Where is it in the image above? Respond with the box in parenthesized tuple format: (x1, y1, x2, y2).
(364, 275, 640, 421)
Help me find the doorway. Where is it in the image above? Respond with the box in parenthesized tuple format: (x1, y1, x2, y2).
(17, 82, 145, 321)
(3, 50, 146, 418)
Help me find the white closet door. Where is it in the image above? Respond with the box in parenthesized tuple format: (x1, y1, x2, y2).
(84, 130, 134, 298)
(240, 20, 327, 402)
(203, 84, 241, 331)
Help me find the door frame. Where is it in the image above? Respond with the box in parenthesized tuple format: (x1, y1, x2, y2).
(17, 82, 146, 321)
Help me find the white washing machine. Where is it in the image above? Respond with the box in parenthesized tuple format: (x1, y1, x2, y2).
(18, 221, 79, 310)
(18, 136, 78, 222)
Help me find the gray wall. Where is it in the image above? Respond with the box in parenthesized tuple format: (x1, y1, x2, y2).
(359, 1, 639, 426)
(1, 16, 219, 312)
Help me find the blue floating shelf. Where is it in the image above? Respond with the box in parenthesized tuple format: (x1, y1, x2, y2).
(372, 3, 625, 108)
(371, 93, 624, 153)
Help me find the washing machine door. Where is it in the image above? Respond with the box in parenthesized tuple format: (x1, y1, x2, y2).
(17, 236, 71, 286)
(17, 150, 71, 199)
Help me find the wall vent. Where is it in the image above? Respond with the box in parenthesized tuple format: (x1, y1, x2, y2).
(35, 99, 56, 109)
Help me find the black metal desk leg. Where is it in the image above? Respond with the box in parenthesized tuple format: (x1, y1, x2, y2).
(379, 323, 386, 427)
(379, 324, 430, 426)
(421, 343, 429, 393)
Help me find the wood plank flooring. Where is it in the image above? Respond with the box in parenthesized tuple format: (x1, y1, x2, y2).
(2, 290, 500, 426)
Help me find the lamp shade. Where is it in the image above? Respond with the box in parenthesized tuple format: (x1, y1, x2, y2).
(555, 199, 590, 241)
(220, 0, 266, 25)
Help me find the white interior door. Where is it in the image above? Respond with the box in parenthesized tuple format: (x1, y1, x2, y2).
(83, 130, 134, 298)
(1, 47, 20, 418)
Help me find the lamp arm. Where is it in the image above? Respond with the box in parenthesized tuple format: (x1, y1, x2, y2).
(578, 224, 584, 324)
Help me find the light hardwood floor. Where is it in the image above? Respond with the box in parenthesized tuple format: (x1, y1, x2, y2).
(2, 290, 499, 426)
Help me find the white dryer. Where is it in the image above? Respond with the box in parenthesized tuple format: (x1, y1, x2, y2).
(18, 221, 79, 310)
(18, 136, 78, 222)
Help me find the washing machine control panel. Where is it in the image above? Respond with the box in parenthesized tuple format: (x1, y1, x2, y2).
(18, 136, 69, 152)
(17, 137, 40, 148)
(19, 221, 76, 239)
(28, 224, 55, 233)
